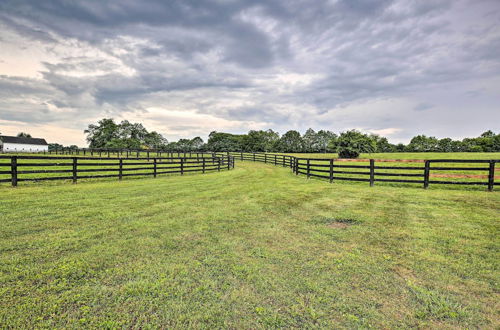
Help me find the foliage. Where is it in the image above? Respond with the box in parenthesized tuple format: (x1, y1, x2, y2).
(337, 130, 376, 158)
(84, 118, 167, 149)
(16, 132, 32, 138)
(206, 131, 245, 151)
(275, 130, 304, 152)
(80, 118, 500, 154)
(241, 130, 279, 152)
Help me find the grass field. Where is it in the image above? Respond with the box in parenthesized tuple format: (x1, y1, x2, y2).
(0, 159, 499, 328)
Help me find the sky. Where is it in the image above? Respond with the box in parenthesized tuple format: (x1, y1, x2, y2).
(0, 0, 499, 146)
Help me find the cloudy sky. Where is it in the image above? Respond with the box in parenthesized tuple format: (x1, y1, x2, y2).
(0, 0, 499, 146)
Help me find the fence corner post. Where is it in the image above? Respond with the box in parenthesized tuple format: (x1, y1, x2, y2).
(307, 159, 310, 178)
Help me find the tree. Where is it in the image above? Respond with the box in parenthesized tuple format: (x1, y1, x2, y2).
(275, 130, 304, 152)
(369, 134, 395, 152)
(206, 131, 244, 151)
(17, 132, 32, 138)
(337, 130, 376, 158)
(84, 118, 119, 148)
(406, 135, 439, 152)
(316, 130, 337, 153)
(302, 128, 318, 152)
(84, 118, 168, 149)
(190, 137, 205, 151)
(241, 130, 279, 152)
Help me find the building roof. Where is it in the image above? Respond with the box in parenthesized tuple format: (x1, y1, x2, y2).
(0, 135, 48, 145)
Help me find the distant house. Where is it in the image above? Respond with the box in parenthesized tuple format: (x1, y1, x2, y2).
(0, 135, 49, 153)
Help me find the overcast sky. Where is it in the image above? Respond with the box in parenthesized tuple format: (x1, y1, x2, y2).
(0, 0, 499, 146)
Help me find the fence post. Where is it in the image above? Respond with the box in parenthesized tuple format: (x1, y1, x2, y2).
(307, 159, 310, 178)
(330, 159, 334, 183)
(217, 158, 221, 172)
(369, 159, 375, 187)
(241, 152, 243, 160)
(265, 154, 267, 163)
(147, 151, 150, 161)
(253, 153, 256, 162)
(232, 156, 235, 168)
(119, 159, 123, 180)
(181, 158, 184, 175)
(274, 155, 277, 165)
(295, 158, 299, 175)
(202, 158, 206, 173)
(488, 160, 495, 191)
(227, 156, 231, 170)
(424, 160, 430, 189)
(153, 158, 157, 178)
(72, 157, 77, 184)
(11, 156, 17, 187)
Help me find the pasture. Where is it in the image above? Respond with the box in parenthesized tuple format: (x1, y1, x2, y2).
(0, 153, 499, 328)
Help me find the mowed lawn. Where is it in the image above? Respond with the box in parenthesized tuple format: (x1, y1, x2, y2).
(0, 161, 498, 328)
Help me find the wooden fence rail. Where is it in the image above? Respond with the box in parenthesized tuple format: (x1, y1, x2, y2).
(215, 152, 498, 191)
(0, 155, 234, 186)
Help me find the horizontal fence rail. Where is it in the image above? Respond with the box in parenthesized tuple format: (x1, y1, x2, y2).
(1, 150, 497, 191)
(214, 152, 498, 191)
(0, 154, 234, 186)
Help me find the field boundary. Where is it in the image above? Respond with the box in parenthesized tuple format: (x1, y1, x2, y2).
(1, 150, 498, 191)
(214, 152, 499, 191)
(0, 154, 234, 186)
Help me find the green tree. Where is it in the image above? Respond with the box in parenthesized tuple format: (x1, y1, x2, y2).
(316, 130, 337, 153)
(406, 135, 439, 152)
(241, 130, 279, 152)
(337, 130, 376, 158)
(276, 130, 304, 152)
(302, 128, 318, 152)
(206, 131, 244, 151)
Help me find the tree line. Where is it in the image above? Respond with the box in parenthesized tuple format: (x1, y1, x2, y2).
(78, 118, 500, 158)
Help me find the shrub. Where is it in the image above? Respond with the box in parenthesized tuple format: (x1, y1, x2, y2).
(337, 130, 376, 158)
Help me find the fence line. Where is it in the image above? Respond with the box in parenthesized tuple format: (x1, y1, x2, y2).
(0, 154, 234, 186)
(1, 150, 497, 191)
(213, 152, 498, 191)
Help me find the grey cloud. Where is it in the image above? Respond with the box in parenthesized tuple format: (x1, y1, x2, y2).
(0, 0, 499, 144)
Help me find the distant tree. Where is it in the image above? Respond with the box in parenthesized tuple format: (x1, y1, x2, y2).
(275, 130, 304, 152)
(241, 130, 279, 152)
(17, 132, 32, 138)
(316, 130, 337, 153)
(369, 134, 395, 152)
(48, 143, 63, 151)
(302, 128, 318, 152)
(337, 130, 376, 158)
(190, 137, 205, 151)
(206, 131, 244, 151)
(406, 135, 439, 152)
(84, 118, 168, 149)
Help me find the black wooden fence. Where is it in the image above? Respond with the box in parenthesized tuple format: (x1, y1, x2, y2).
(0, 154, 234, 186)
(214, 152, 498, 191)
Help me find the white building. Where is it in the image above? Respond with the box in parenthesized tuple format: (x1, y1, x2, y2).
(0, 135, 49, 153)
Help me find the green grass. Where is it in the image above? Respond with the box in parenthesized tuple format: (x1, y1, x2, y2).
(0, 161, 498, 328)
